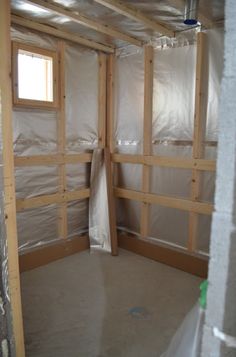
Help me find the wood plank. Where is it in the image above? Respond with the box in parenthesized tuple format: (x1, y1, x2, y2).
(106, 54, 115, 152)
(112, 153, 144, 164)
(115, 187, 213, 215)
(141, 46, 154, 238)
(11, 14, 114, 53)
(105, 148, 118, 255)
(14, 153, 92, 166)
(94, 0, 174, 38)
(19, 235, 90, 272)
(112, 153, 216, 171)
(98, 53, 107, 149)
(65, 153, 92, 164)
(106, 53, 118, 255)
(23, 0, 142, 47)
(118, 233, 208, 278)
(57, 41, 67, 240)
(143, 47, 153, 157)
(188, 32, 209, 252)
(16, 189, 90, 212)
(0, 1, 25, 355)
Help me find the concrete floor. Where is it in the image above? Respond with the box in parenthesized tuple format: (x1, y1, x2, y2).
(21, 249, 202, 357)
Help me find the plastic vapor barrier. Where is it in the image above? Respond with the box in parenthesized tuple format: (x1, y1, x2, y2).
(12, 25, 99, 253)
(11, 0, 224, 48)
(89, 149, 111, 252)
(0, 80, 14, 356)
(161, 303, 205, 357)
(11, 23, 223, 255)
(116, 28, 223, 254)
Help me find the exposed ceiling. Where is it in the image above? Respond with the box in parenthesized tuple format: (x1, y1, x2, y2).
(11, 0, 225, 50)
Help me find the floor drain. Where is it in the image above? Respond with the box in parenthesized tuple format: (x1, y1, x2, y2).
(129, 306, 150, 320)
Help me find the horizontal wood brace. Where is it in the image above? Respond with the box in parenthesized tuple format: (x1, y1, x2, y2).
(16, 189, 90, 212)
(115, 187, 213, 215)
(14, 153, 92, 166)
(112, 154, 216, 171)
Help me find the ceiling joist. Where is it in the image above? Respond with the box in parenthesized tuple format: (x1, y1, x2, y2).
(11, 14, 115, 53)
(22, 0, 143, 47)
(93, 0, 174, 38)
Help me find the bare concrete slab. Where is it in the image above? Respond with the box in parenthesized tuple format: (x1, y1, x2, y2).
(20, 249, 201, 357)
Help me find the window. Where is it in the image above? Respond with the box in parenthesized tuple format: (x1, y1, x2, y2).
(12, 42, 59, 109)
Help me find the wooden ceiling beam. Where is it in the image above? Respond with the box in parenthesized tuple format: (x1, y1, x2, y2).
(11, 14, 115, 53)
(21, 0, 143, 46)
(93, 0, 174, 38)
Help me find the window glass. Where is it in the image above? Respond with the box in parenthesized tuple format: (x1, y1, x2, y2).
(18, 49, 53, 102)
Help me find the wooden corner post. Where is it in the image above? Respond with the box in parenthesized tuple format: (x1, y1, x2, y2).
(141, 45, 154, 238)
(106, 54, 118, 255)
(188, 32, 208, 252)
(0, 0, 25, 355)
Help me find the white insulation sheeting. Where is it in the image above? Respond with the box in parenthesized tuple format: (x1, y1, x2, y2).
(152, 45, 196, 144)
(11, 23, 223, 255)
(89, 149, 111, 252)
(12, 26, 99, 253)
(114, 50, 144, 155)
(116, 28, 224, 254)
(65, 45, 99, 153)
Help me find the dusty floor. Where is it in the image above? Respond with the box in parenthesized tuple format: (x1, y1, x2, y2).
(21, 249, 202, 357)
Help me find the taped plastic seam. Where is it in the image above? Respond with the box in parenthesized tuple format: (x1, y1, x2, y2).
(213, 327, 236, 349)
(89, 149, 111, 252)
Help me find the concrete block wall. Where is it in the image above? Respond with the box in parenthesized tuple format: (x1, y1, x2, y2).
(201, 0, 236, 356)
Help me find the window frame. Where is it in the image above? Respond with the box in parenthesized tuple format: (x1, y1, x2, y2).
(12, 41, 59, 110)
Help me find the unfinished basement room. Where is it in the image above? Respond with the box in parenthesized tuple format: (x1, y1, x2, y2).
(1, 0, 236, 356)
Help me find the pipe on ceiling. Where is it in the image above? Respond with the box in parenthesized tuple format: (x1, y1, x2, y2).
(184, 0, 199, 25)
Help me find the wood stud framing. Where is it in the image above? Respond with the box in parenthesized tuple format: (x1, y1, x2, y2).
(14, 153, 92, 166)
(115, 188, 213, 215)
(11, 14, 115, 54)
(1, 1, 217, 351)
(188, 32, 208, 252)
(106, 54, 116, 152)
(141, 46, 154, 238)
(111, 33, 214, 258)
(98, 53, 107, 149)
(106, 54, 118, 255)
(13, 45, 117, 251)
(112, 153, 216, 171)
(13, 40, 93, 259)
(57, 41, 67, 240)
(0, 1, 25, 355)
(93, 0, 174, 38)
(16, 189, 90, 212)
(23, 0, 143, 47)
(10, 22, 214, 259)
